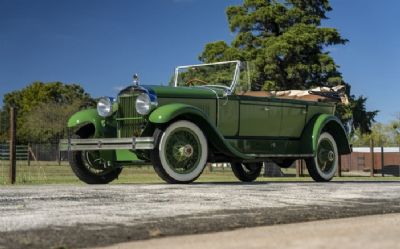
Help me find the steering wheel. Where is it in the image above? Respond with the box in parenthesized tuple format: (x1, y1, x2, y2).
(185, 78, 209, 86)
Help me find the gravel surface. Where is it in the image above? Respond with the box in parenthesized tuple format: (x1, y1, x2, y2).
(0, 182, 400, 248)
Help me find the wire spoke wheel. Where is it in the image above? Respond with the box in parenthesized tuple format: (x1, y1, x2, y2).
(81, 151, 114, 176)
(68, 133, 122, 184)
(69, 149, 122, 184)
(151, 120, 208, 183)
(165, 128, 202, 174)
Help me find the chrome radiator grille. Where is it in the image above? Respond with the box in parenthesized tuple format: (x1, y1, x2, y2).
(117, 95, 145, 138)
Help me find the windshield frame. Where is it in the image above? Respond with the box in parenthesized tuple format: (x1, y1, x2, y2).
(173, 60, 241, 94)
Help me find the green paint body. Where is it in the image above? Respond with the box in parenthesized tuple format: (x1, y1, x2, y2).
(66, 84, 350, 164)
(67, 108, 138, 162)
(67, 109, 104, 137)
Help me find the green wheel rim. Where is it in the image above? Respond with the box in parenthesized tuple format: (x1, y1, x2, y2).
(164, 127, 202, 174)
(316, 138, 336, 174)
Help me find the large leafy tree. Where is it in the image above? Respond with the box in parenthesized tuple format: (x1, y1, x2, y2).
(1, 82, 94, 143)
(199, 0, 377, 133)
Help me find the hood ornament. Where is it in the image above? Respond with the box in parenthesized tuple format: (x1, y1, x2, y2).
(132, 73, 140, 86)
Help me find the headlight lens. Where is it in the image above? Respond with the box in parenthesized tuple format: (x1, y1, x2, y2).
(97, 97, 114, 117)
(135, 93, 152, 115)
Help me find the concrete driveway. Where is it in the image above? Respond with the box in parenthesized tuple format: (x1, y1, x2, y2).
(0, 182, 399, 248)
(96, 213, 400, 249)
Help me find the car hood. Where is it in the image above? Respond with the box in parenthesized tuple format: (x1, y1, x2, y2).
(143, 85, 225, 99)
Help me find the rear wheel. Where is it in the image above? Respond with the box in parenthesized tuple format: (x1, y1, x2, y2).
(69, 150, 122, 184)
(305, 132, 338, 182)
(231, 162, 263, 182)
(151, 120, 208, 184)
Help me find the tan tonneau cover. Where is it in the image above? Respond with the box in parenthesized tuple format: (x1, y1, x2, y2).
(241, 85, 349, 105)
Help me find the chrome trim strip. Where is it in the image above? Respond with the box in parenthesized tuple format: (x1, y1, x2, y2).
(230, 61, 241, 93)
(67, 144, 134, 151)
(135, 144, 155, 150)
(247, 154, 314, 158)
(59, 137, 154, 151)
(173, 60, 241, 90)
(175, 60, 241, 71)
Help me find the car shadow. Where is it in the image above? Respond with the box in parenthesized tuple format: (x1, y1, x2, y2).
(191, 180, 400, 185)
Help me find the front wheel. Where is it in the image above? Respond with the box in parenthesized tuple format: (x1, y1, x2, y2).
(69, 150, 122, 184)
(305, 132, 338, 182)
(150, 120, 208, 184)
(231, 162, 263, 182)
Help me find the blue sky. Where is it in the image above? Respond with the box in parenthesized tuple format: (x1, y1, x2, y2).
(0, 0, 399, 123)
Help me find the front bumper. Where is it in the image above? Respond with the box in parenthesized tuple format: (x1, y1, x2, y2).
(59, 137, 154, 151)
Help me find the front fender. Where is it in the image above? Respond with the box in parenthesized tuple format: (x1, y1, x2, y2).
(149, 103, 209, 124)
(67, 108, 105, 137)
(149, 103, 253, 160)
(300, 114, 351, 155)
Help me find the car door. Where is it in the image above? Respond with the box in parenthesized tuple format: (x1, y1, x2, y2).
(238, 97, 282, 137)
(279, 101, 307, 138)
(217, 96, 239, 136)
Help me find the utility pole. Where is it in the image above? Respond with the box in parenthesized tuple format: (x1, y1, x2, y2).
(296, 160, 303, 177)
(9, 107, 16, 184)
(337, 155, 342, 177)
(370, 138, 374, 177)
(381, 146, 384, 177)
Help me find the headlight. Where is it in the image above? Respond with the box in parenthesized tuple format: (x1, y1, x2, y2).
(97, 97, 114, 117)
(135, 93, 157, 115)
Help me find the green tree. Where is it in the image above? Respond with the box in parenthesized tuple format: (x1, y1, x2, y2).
(388, 114, 400, 146)
(2, 82, 94, 143)
(199, 0, 377, 133)
(351, 120, 400, 147)
(0, 107, 9, 143)
(21, 99, 86, 143)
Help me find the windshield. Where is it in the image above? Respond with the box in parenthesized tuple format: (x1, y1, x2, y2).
(174, 61, 240, 90)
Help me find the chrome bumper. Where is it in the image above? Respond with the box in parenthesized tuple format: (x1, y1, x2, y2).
(59, 137, 154, 151)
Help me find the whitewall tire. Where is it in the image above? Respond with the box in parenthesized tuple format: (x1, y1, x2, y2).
(151, 120, 208, 183)
(306, 132, 338, 182)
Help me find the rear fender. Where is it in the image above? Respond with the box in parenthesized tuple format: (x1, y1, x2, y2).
(300, 114, 351, 155)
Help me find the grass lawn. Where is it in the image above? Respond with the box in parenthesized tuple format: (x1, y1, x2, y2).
(0, 161, 399, 185)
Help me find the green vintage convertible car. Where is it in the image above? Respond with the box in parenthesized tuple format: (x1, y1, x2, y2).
(60, 61, 351, 184)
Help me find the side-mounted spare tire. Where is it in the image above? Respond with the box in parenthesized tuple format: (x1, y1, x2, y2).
(150, 120, 208, 184)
